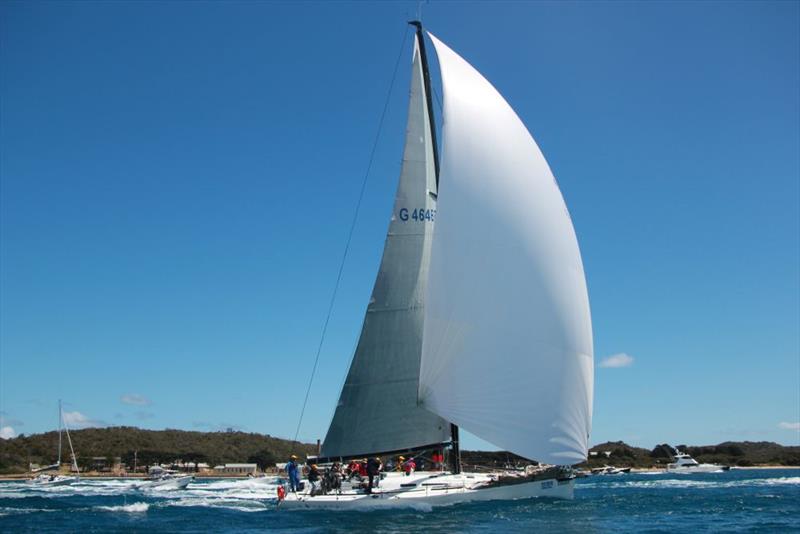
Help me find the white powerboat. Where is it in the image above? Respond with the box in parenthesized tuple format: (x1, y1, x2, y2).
(667, 449, 729, 473)
(136, 466, 194, 490)
(137, 475, 194, 490)
(591, 465, 631, 475)
(27, 473, 78, 487)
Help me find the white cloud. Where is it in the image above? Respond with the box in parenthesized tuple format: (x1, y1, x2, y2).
(62, 411, 105, 429)
(0, 411, 23, 427)
(0, 426, 16, 439)
(778, 422, 800, 431)
(120, 394, 151, 406)
(599, 352, 634, 368)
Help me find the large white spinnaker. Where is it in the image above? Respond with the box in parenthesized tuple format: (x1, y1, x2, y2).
(419, 33, 594, 465)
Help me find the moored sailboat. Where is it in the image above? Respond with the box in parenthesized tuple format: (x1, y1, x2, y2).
(27, 400, 80, 487)
(280, 22, 593, 509)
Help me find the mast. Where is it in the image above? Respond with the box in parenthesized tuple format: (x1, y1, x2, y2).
(62, 408, 79, 474)
(409, 20, 461, 475)
(409, 21, 440, 188)
(449, 423, 461, 474)
(57, 399, 63, 466)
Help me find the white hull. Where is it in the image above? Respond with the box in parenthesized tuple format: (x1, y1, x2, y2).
(591, 466, 631, 475)
(666, 449, 729, 474)
(137, 475, 193, 490)
(667, 464, 726, 474)
(278, 472, 573, 510)
(27, 475, 78, 487)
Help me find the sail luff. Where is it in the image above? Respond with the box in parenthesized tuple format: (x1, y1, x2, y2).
(409, 21, 440, 186)
(411, 20, 462, 475)
(320, 33, 450, 458)
(419, 32, 594, 465)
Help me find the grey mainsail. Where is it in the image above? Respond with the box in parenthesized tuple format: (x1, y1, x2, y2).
(320, 35, 450, 459)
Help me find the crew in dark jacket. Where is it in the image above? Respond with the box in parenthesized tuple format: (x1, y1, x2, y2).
(307, 464, 321, 496)
(366, 457, 382, 494)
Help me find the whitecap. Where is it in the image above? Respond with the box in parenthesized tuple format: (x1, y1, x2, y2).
(165, 497, 269, 512)
(578, 476, 800, 491)
(0, 507, 57, 516)
(96, 502, 150, 513)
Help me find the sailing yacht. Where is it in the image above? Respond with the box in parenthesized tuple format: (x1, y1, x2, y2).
(28, 401, 80, 486)
(280, 22, 593, 508)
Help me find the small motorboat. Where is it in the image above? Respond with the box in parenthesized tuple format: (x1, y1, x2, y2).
(136, 466, 194, 490)
(666, 449, 729, 473)
(590, 465, 631, 475)
(27, 473, 78, 486)
(137, 475, 194, 490)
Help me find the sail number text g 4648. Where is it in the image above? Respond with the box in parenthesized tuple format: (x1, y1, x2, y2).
(399, 208, 436, 222)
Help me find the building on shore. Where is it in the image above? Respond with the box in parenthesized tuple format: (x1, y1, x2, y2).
(214, 463, 257, 475)
(91, 457, 122, 472)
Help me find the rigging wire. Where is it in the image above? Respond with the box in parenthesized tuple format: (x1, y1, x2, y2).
(291, 25, 411, 446)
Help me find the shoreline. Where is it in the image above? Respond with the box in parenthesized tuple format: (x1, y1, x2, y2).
(0, 473, 280, 481)
(2, 465, 798, 481)
(732, 465, 800, 470)
(621, 466, 800, 474)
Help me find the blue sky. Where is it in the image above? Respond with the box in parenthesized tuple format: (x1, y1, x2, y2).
(1, 1, 798, 452)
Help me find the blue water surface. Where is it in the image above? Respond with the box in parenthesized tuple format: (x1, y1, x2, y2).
(1, 468, 798, 533)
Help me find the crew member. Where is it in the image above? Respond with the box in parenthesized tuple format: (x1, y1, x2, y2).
(432, 451, 444, 471)
(307, 464, 321, 496)
(286, 455, 301, 492)
(403, 457, 416, 476)
(366, 456, 382, 494)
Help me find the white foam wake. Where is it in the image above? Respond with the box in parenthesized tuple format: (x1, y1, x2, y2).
(0, 506, 57, 516)
(166, 497, 269, 512)
(96, 502, 150, 513)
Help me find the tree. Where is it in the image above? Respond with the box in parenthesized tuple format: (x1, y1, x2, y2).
(650, 444, 676, 458)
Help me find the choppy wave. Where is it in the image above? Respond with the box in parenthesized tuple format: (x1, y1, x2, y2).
(166, 497, 269, 513)
(2, 470, 798, 531)
(0, 506, 57, 517)
(578, 476, 800, 490)
(192, 477, 278, 491)
(96, 502, 150, 513)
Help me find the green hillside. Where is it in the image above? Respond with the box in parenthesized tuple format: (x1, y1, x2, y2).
(1, 427, 797, 474)
(0, 426, 316, 474)
(583, 440, 800, 468)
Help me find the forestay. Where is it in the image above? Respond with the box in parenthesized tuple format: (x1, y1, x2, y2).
(321, 36, 451, 459)
(419, 33, 594, 465)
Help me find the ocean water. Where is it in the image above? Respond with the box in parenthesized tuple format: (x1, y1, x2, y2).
(1, 469, 798, 532)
